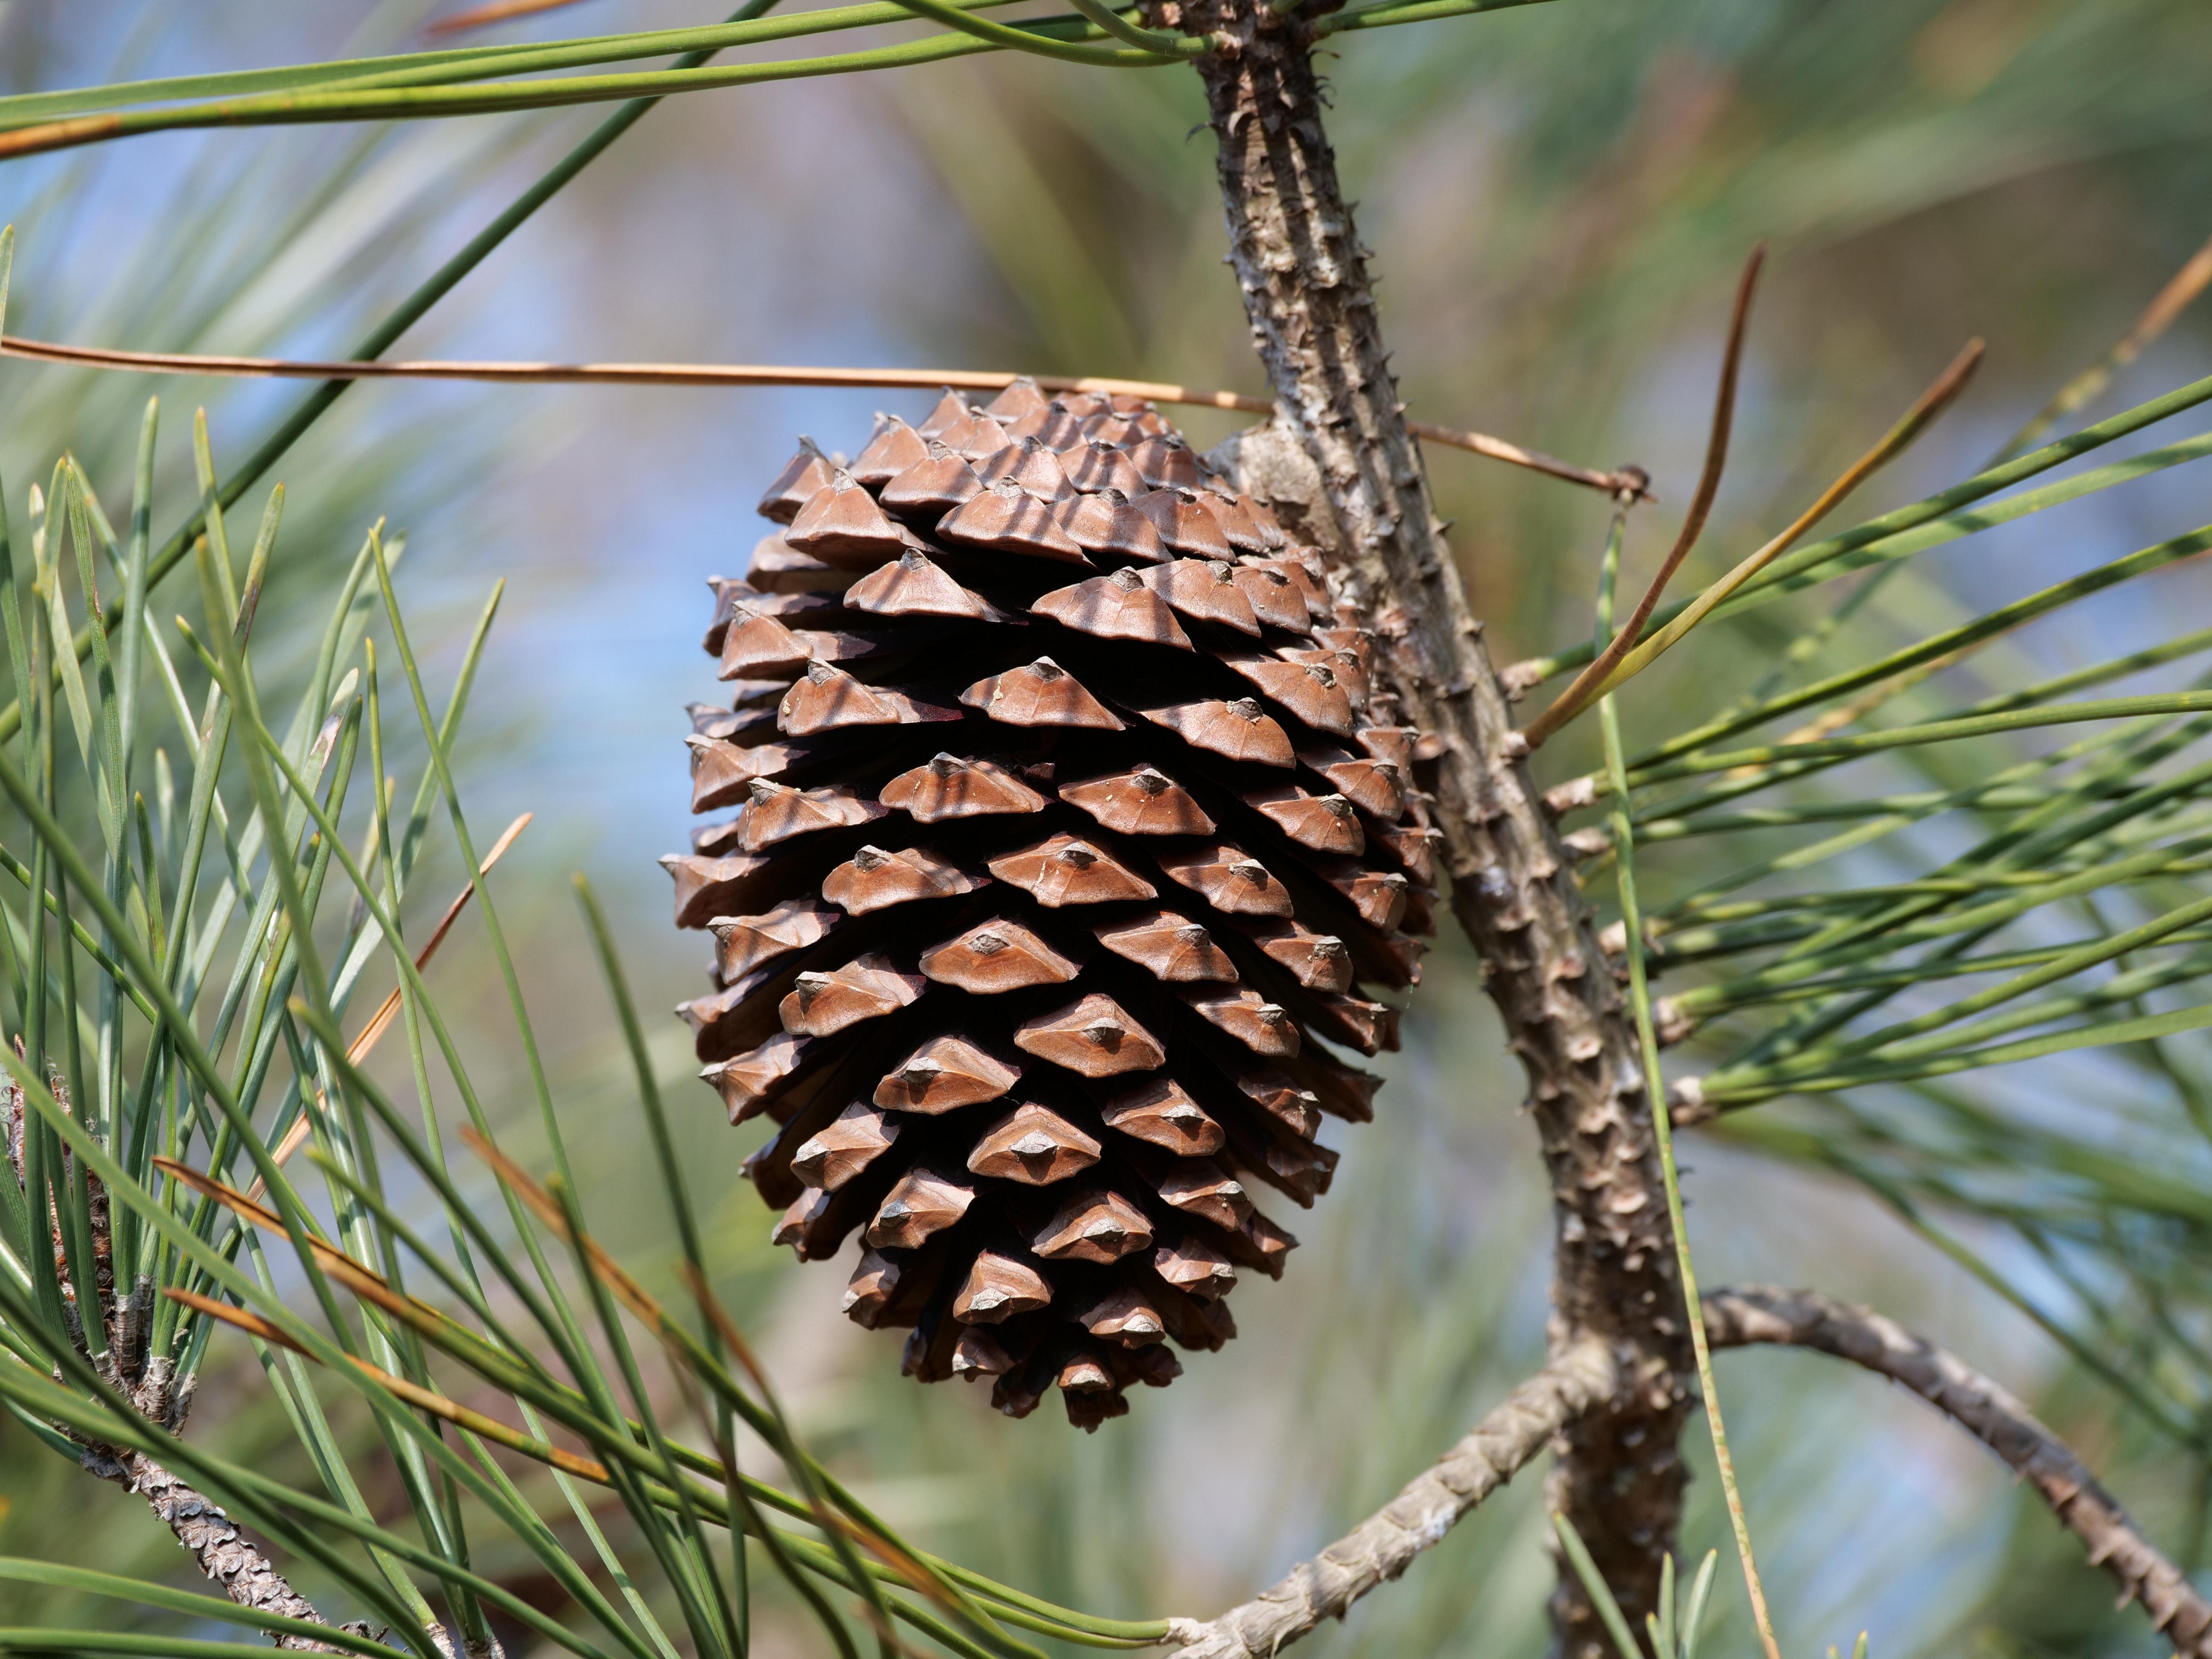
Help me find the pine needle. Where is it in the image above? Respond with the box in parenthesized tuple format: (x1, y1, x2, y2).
(428, 0, 607, 36)
(1525, 244, 1764, 748)
(0, 333, 1641, 497)
(1592, 499, 1784, 1659)
(1579, 338, 1984, 714)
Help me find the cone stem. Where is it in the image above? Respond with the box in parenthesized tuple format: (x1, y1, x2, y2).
(1174, 3, 1692, 1649)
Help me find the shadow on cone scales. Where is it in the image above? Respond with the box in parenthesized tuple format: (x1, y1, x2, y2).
(665, 379, 1435, 1428)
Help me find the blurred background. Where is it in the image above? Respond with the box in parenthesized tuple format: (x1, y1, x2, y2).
(2, 0, 2211, 1653)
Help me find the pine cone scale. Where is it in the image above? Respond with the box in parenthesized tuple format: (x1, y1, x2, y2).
(666, 381, 1434, 1425)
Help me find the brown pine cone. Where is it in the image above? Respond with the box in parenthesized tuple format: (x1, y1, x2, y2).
(664, 379, 1436, 1428)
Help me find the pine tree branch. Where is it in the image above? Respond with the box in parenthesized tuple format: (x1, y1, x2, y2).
(6, 1083, 371, 1653)
(9, 1092, 492, 1656)
(76, 1446, 367, 1652)
(1160, 1337, 1619, 1658)
(1703, 1285, 2212, 1658)
(1181, 3, 1691, 1652)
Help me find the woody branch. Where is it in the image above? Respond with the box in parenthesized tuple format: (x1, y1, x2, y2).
(7, 1075, 362, 1650)
(1703, 1286, 2212, 1658)
(1166, 1288, 2210, 1657)
(1173, 0, 1692, 1650)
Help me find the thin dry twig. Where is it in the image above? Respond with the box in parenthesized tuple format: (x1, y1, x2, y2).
(1160, 1338, 1618, 1659)
(1705, 1285, 2212, 1658)
(0, 334, 1644, 498)
(1522, 244, 1764, 750)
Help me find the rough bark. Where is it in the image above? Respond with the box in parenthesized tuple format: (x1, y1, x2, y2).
(79, 1446, 360, 1651)
(9, 1072, 368, 1649)
(1176, 3, 1693, 1650)
(1163, 1338, 1618, 1658)
(1706, 1286, 2212, 1658)
(82, 1441, 490, 1657)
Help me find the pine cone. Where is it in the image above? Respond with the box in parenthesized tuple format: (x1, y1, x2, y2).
(665, 380, 1437, 1428)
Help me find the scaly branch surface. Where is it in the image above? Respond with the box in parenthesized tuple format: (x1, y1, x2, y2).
(1162, 1287, 2209, 1659)
(8, 1076, 363, 1649)
(1164, 1338, 1618, 1658)
(77, 1446, 363, 1651)
(1705, 1286, 2212, 1658)
(1174, 2, 1692, 1649)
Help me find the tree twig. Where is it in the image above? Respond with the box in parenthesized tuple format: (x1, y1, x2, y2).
(1183, 4, 1693, 1650)
(6, 1077, 358, 1649)
(1160, 1338, 1618, 1659)
(79, 1438, 369, 1650)
(1704, 1284, 2212, 1658)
